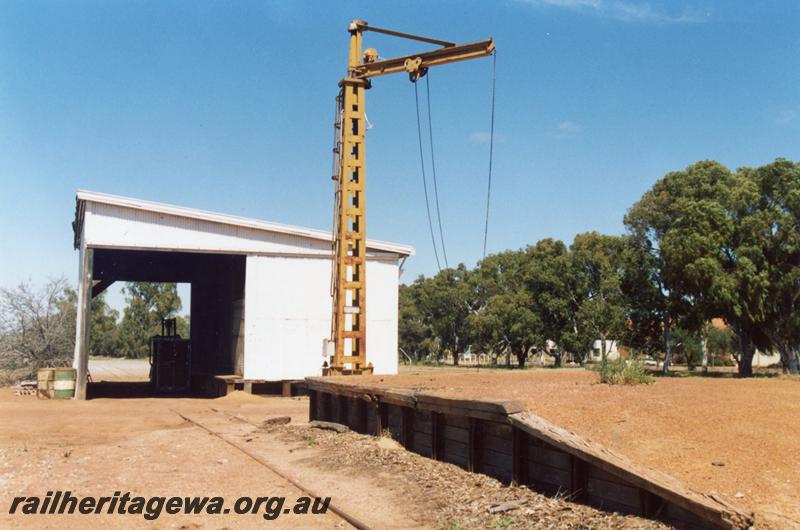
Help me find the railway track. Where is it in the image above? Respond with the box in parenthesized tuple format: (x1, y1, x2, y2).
(172, 408, 372, 530)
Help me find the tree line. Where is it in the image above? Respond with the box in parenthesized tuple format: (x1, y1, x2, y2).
(0, 281, 187, 381)
(90, 282, 189, 358)
(400, 159, 799, 376)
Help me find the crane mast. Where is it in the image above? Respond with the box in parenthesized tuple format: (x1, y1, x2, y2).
(326, 20, 494, 376)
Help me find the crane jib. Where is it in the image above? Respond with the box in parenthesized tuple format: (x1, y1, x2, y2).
(352, 40, 495, 80)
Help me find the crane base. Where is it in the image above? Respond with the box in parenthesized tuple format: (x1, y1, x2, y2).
(322, 366, 374, 376)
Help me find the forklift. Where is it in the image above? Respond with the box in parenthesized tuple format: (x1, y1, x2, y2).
(149, 318, 191, 393)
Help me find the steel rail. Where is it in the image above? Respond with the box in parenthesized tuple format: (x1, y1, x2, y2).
(172, 410, 373, 530)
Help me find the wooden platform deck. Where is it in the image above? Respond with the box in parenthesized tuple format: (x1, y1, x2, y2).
(197, 374, 307, 397)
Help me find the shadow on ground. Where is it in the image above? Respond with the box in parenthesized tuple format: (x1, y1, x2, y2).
(87, 381, 205, 399)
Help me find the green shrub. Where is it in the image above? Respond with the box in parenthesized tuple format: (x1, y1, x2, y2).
(596, 357, 653, 385)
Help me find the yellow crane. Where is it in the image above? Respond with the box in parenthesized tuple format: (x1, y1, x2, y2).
(326, 20, 494, 375)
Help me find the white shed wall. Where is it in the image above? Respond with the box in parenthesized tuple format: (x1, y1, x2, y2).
(243, 256, 399, 380)
(80, 199, 410, 259)
(83, 202, 333, 255)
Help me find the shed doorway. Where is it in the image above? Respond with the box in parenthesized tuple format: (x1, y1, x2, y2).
(78, 249, 245, 398)
(87, 281, 191, 397)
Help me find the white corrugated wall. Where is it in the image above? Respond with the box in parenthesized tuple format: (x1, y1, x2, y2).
(84, 202, 332, 255)
(243, 256, 399, 380)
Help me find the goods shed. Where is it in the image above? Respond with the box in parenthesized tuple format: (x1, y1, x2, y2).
(70, 190, 413, 399)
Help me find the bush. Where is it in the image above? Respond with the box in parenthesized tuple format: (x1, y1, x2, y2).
(0, 278, 75, 382)
(596, 357, 653, 385)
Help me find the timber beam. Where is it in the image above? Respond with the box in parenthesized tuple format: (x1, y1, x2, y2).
(91, 278, 114, 299)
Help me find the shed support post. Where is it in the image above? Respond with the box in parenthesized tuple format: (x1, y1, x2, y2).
(72, 247, 93, 400)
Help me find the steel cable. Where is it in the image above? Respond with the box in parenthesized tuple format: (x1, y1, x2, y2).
(482, 51, 497, 258)
(425, 74, 448, 268)
(414, 80, 442, 271)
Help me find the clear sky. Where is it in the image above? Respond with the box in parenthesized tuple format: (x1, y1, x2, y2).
(1, 1, 798, 313)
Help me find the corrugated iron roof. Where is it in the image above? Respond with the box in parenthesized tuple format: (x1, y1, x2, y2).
(74, 190, 415, 257)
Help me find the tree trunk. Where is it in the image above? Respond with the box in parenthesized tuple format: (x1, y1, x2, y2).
(789, 349, 799, 375)
(662, 312, 672, 374)
(737, 328, 755, 377)
(701, 331, 709, 375)
(600, 334, 608, 365)
(778, 344, 789, 373)
(779, 344, 799, 375)
(517, 347, 527, 369)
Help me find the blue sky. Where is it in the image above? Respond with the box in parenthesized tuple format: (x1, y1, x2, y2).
(1, 0, 798, 313)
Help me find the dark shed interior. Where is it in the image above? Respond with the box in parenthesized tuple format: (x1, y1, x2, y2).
(90, 248, 245, 394)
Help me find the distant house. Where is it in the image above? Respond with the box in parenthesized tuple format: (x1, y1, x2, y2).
(589, 339, 621, 361)
(710, 318, 781, 368)
(750, 350, 781, 367)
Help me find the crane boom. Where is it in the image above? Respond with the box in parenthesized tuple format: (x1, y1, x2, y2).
(352, 39, 495, 79)
(325, 20, 494, 376)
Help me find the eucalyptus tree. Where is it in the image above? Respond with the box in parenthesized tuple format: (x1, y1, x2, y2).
(522, 239, 576, 365)
(626, 160, 770, 376)
(618, 236, 669, 361)
(471, 250, 543, 367)
(418, 265, 480, 366)
(118, 282, 185, 358)
(743, 159, 800, 372)
(398, 281, 434, 362)
(568, 232, 628, 364)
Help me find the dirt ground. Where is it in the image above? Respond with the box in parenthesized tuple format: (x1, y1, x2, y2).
(331, 366, 800, 528)
(0, 360, 666, 529)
